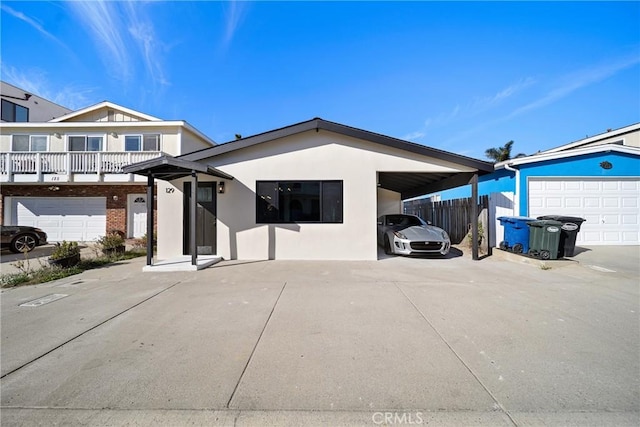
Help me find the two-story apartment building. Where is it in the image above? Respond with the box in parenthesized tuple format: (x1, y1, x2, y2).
(0, 89, 215, 242)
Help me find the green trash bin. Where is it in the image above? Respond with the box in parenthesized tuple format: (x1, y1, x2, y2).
(527, 220, 562, 260)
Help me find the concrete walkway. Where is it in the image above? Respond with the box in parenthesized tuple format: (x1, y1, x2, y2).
(1, 247, 638, 426)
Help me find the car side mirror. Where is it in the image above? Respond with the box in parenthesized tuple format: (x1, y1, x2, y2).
(427, 221, 432, 225)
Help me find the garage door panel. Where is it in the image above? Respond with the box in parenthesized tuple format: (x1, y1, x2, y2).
(12, 197, 106, 242)
(529, 178, 640, 245)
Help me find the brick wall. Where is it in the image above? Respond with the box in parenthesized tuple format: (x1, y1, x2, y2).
(0, 184, 157, 237)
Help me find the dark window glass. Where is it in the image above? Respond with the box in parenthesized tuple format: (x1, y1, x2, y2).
(256, 181, 279, 223)
(15, 104, 28, 122)
(1, 100, 14, 121)
(69, 136, 86, 151)
(30, 136, 47, 151)
(12, 135, 29, 151)
(143, 134, 159, 151)
(87, 136, 103, 151)
(256, 181, 343, 224)
(125, 135, 141, 151)
(322, 181, 343, 223)
(2, 99, 28, 122)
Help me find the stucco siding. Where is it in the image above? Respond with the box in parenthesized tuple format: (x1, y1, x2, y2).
(423, 168, 515, 201)
(180, 129, 214, 155)
(157, 130, 474, 261)
(1, 126, 180, 154)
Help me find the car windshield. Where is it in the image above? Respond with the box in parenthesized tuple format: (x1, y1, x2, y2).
(386, 215, 425, 227)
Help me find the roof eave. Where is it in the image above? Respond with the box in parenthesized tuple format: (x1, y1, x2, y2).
(179, 118, 493, 173)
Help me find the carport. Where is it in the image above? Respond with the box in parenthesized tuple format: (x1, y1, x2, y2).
(123, 155, 234, 270)
(378, 171, 489, 259)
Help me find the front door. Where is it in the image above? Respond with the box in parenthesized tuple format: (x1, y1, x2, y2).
(183, 182, 216, 255)
(128, 194, 147, 238)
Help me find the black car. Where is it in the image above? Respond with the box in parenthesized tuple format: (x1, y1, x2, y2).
(1, 225, 48, 253)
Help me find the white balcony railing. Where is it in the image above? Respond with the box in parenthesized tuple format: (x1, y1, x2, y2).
(0, 151, 162, 180)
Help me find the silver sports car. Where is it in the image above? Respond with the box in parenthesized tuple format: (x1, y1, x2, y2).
(377, 214, 450, 256)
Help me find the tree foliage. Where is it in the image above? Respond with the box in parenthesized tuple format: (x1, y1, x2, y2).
(484, 140, 526, 163)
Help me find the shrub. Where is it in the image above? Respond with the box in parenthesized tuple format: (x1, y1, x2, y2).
(96, 232, 125, 249)
(133, 232, 156, 250)
(50, 241, 80, 260)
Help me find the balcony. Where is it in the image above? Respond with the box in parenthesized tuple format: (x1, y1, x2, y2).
(0, 151, 162, 183)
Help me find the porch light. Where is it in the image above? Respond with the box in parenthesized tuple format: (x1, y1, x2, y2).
(218, 181, 225, 194)
(110, 132, 118, 138)
(53, 132, 62, 139)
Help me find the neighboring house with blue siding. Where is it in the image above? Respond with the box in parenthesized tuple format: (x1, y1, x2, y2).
(421, 123, 640, 246)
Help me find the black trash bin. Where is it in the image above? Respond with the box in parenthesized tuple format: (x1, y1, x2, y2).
(528, 220, 562, 260)
(536, 215, 586, 257)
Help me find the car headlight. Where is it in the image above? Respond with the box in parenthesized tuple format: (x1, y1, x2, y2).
(393, 231, 407, 239)
(441, 230, 449, 240)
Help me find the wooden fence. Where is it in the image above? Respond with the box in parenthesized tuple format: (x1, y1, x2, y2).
(403, 195, 489, 244)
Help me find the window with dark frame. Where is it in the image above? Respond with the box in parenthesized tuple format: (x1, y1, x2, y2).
(1, 99, 29, 122)
(256, 180, 343, 224)
(124, 134, 160, 151)
(11, 134, 47, 151)
(69, 135, 103, 151)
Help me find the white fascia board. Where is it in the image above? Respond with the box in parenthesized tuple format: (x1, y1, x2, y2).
(181, 121, 217, 147)
(2, 121, 216, 147)
(495, 144, 640, 169)
(49, 101, 161, 122)
(540, 122, 640, 154)
(2, 120, 185, 129)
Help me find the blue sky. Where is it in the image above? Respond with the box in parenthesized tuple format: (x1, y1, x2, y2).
(2, 1, 639, 159)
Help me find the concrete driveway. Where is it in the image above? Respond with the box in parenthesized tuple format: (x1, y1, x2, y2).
(1, 247, 638, 426)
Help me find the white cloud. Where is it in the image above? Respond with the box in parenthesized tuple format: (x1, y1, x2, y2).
(65, 0, 169, 88)
(1, 3, 75, 55)
(1, 65, 96, 110)
(66, 0, 131, 81)
(470, 77, 536, 112)
(223, 0, 248, 47)
(402, 131, 426, 141)
(507, 55, 640, 119)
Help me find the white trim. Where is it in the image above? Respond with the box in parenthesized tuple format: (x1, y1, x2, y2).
(49, 101, 160, 122)
(540, 123, 640, 154)
(496, 144, 640, 170)
(1, 121, 216, 148)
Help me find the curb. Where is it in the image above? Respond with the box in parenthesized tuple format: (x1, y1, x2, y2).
(491, 248, 578, 269)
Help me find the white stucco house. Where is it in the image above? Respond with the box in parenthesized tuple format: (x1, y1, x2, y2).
(125, 118, 493, 268)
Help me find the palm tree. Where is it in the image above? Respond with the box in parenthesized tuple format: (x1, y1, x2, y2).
(484, 140, 526, 163)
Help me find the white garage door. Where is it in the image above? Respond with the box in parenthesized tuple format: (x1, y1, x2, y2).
(529, 178, 640, 245)
(11, 197, 107, 242)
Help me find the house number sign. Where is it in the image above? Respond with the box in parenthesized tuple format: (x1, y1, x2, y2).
(166, 188, 175, 193)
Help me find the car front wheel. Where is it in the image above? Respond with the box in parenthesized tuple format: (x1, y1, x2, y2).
(384, 236, 393, 255)
(10, 233, 37, 253)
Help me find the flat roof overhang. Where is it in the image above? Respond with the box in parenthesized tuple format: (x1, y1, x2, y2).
(378, 171, 483, 200)
(122, 155, 234, 180)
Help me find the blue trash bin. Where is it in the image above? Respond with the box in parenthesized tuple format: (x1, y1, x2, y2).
(498, 216, 536, 254)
